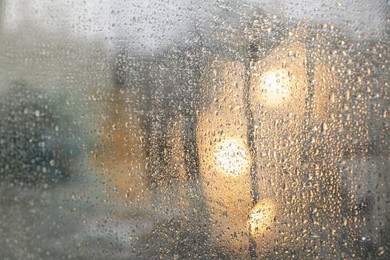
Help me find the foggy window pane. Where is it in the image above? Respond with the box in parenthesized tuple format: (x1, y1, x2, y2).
(0, 1, 389, 259)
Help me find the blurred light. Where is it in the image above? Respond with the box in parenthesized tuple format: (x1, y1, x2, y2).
(258, 69, 291, 107)
(197, 62, 253, 252)
(248, 200, 275, 237)
(214, 138, 251, 176)
(249, 40, 308, 113)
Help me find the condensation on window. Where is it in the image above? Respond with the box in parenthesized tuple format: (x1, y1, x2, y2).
(0, 1, 389, 259)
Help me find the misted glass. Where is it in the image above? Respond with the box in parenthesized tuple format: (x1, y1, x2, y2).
(0, 1, 388, 259)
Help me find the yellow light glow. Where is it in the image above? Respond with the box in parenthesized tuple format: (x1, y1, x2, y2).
(214, 138, 251, 177)
(248, 200, 275, 237)
(259, 69, 291, 107)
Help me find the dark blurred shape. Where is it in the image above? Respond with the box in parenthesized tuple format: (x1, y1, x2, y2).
(0, 83, 79, 185)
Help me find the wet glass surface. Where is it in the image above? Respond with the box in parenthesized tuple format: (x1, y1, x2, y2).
(0, 1, 389, 259)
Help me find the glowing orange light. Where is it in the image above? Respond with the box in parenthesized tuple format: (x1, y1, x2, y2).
(258, 69, 292, 107)
(248, 200, 275, 237)
(214, 138, 251, 177)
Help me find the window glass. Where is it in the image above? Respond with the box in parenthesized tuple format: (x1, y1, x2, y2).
(0, 1, 389, 258)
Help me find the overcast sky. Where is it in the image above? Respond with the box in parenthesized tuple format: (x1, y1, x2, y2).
(1, 0, 388, 54)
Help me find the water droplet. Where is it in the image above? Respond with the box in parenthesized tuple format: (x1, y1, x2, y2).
(322, 122, 328, 133)
(378, 247, 385, 256)
(343, 217, 348, 226)
(329, 92, 336, 103)
(345, 90, 350, 100)
(35, 110, 40, 117)
(310, 232, 319, 239)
